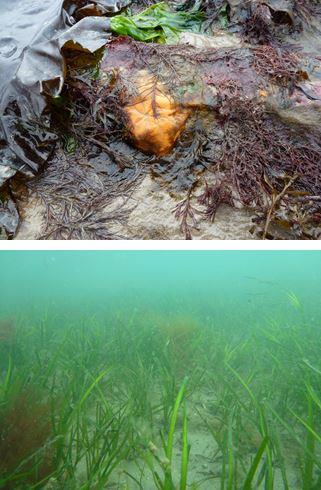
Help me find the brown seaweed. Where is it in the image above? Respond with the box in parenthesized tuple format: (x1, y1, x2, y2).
(2, 0, 321, 239)
(0, 386, 55, 489)
(26, 148, 144, 240)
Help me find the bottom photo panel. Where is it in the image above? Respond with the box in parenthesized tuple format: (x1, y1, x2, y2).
(1, 250, 321, 490)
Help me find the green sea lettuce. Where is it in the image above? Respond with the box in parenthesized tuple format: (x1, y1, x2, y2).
(110, 2, 204, 43)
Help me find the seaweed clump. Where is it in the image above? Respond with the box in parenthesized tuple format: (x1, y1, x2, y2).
(214, 97, 321, 238)
(0, 319, 18, 370)
(77, 37, 321, 239)
(1, 0, 321, 239)
(203, 0, 321, 44)
(0, 386, 55, 489)
(25, 148, 143, 240)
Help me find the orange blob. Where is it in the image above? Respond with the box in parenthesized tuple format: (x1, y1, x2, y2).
(124, 71, 190, 156)
(259, 89, 268, 98)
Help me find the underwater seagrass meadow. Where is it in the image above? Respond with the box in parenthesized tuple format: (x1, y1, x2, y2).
(2, 250, 321, 489)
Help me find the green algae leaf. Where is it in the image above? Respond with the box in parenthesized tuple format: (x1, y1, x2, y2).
(180, 406, 189, 490)
(243, 436, 269, 490)
(219, 5, 229, 29)
(63, 135, 77, 154)
(110, 2, 204, 43)
(286, 290, 303, 311)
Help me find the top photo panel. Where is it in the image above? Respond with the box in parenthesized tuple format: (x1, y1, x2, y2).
(1, 0, 321, 240)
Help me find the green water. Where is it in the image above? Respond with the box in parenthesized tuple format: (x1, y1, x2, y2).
(1, 251, 321, 489)
(1, 250, 321, 316)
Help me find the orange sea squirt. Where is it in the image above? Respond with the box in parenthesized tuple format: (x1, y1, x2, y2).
(124, 71, 190, 156)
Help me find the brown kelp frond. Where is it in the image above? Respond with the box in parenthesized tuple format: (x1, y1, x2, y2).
(0, 386, 55, 489)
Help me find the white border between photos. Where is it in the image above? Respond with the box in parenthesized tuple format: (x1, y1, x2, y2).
(1, 240, 321, 251)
